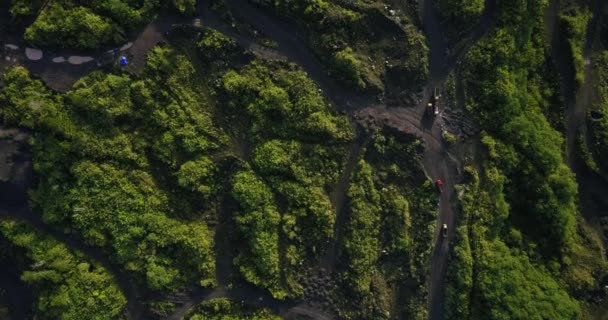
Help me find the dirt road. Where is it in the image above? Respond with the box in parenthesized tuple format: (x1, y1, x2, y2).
(417, 0, 496, 319)
(0, 0, 498, 319)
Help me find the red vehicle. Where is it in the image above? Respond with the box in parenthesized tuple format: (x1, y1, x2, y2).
(436, 179, 444, 193)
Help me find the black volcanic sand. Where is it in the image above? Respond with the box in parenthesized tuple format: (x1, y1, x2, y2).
(0, 235, 33, 320)
(0, 128, 31, 206)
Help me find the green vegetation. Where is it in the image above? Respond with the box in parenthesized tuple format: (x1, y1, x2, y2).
(253, 0, 428, 93)
(588, 51, 608, 175)
(1, 27, 355, 301)
(447, 166, 583, 320)
(182, 298, 281, 319)
(2, 1, 606, 318)
(442, 130, 457, 145)
(218, 57, 353, 298)
(445, 0, 608, 318)
(559, 4, 592, 87)
(11, 0, 191, 49)
(438, 0, 485, 43)
(8, 0, 45, 17)
(0, 47, 222, 292)
(335, 132, 436, 320)
(0, 219, 127, 319)
(173, 0, 197, 15)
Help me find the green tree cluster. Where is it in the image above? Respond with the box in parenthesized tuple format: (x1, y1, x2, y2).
(197, 28, 239, 69)
(231, 169, 283, 298)
(438, 0, 485, 43)
(173, 0, 196, 15)
(218, 59, 354, 298)
(446, 164, 586, 320)
(335, 133, 436, 320)
(559, 5, 592, 87)
(0, 47, 225, 292)
(15, 0, 190, 49)
(444, 0, 608, 315)
(253, 0, 428, 92)
(588, 51, 608, 174)
(461, 0, 578, 254)
(183, 298, 281, 320)
(0, 219, 127, 320)
(8, 0, 45, 18)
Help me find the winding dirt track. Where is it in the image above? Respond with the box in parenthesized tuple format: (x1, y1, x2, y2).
(547, 0, 608, 241)
(0, 0, 498, 319)
(0, 204, 145, 320)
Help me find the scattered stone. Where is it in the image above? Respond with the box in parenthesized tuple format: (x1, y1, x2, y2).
(25, 48, 43, 61)
(67, 56, 94, 65)
(120, 42, 133, 51)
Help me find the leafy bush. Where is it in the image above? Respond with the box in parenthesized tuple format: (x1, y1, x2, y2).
(1, 47, 225, 292)
(231, 169, 284, 298)
(341, 160, 381, 294)
(220, 61, 354, 142)
(334, 132, 435, 319)
(588, 51, 608, 174)
(444, 0, 608, 318)
(438, 0, 485, 42)
(173, 0, 196, 15)
(559, 7, 592, 87)
(218, 57, 353, 298)
(183, 298, 281, 320)
(254, 0, 428, 92)
(332, 47, 366, 89)
(9, 0, 45, 18)
(18, 0, 190, 49)
(0, 220, 127, 320)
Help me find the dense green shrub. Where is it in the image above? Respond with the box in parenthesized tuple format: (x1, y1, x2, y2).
(183, 298, 281, 320)
(173, 0, 196, 15)
(231, 169, 284, 298)
(446, 164, 587, 320)
(438, 0, 485, 42)
(588, 51, 608, 174)
(341, 160, 381, 294)
(218, 57, 353, 298)
(220, 61, 354, 142)
(254, 0, 428, 92)
(197, 28, 239, 68)
(18, 0, 189, 49)
(9, 0, 45, 18)
(461, 0, 578, 254)
(334, 132, 435, 320)
(332, 47, 366, 89)
(25, 3, 125, 49)
(0, 220, 127, 320)
(559, 6, 592, 87)
(0, 47, 225, 292)
(443, 0, 608, 318)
